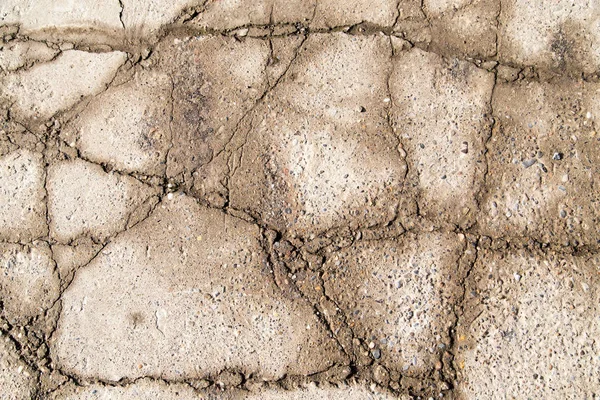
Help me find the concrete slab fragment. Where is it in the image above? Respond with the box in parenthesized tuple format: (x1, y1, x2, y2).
(457, 248, 600, 399)
(1, 50, 127, 121)
(480, 80, 600, 247)
(229, 33, 406, 237)
(47, 159, 158, 243)
(390, 48, 494, 228)
(0, 149, 46, 241)
(499, 0, 600, 74)
(322, 232, 468, 376)
(156, 35, 269, 181)
(51, 194, 343, 382)
(62, 69, 172, 176)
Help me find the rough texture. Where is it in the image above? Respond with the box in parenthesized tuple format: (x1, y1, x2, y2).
(499, 0, 600, 75)
(0, 242, 60, 323)
(1, 2, 599, 399)
(457, 248, 600, 398)
(47, 159, 159, 243)
(480, 80, 600, 247)
(51, 195, 343, 382)
(1, 50, 127, 122)
(323, 233, 469, 376)
(390, 48, 494, 229)
(229, 33, 406, 238)
(61, 69, 172, 176)
(0, 149, 47, 241)
(0, 336, 37, 400)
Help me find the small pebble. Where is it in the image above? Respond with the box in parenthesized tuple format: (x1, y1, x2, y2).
(372, 348, 381, 359)
(522, 158, 536, 168)
(553, 152, 563, 160)
(560, 210, 567, 218)
(514, 272, 521, 282)
(167, 193, 173, 200)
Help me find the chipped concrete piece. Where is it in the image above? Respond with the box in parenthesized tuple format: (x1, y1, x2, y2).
(0, 336, 37, 400)
(51, 240, 103, 285)
(480, 80, 600, 247)
(0, 40, 59, 72)
(390, 48, 494, 228)
(51, 194, 343, 382)
(62, 69, 172, 176)
(47, 159, 158, 243)
(230, 33, 406, 237)
(499, 0, 600, 74)
(191, 0, 315, 31)
(323, 232, 467, 375)
(0, 242, 60, 323)
(1, 50, 126, 121)
(457, 249, 600, 399)
(0, 149, 46, 241)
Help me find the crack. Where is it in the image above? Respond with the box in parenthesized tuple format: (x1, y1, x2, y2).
(473, 66, 498, 232)
(117, 0, 126, 30)
(494, 0, 502, 58)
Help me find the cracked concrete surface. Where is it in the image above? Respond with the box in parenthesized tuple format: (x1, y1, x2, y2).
(1, 1, 600, 399)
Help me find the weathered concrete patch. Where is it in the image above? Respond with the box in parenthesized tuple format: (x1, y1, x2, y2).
(499, 0, 600, 74)
(1, 50, 126, 121)
(322, 232, 469, 376)
(0, 335, 37, 400)
(390, 48, 494, 228)
(51, 194, 344, 382)
(457, 248, 600, 398)
(155, 35, 269, 183)
(0, 241, 60, 323)
(62, 69, 172, 176)
(0, 149, 46, 242)
(229, 33, 406, 237)
(47, 159, 159, 243)
(480, 80, 600, 247)
(191, 0, 273, 31)
(51, 239, 103, 286)
(423, 0, 499, 58)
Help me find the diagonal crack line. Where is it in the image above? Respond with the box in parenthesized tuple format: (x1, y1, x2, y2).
(118, 0, 126, 30)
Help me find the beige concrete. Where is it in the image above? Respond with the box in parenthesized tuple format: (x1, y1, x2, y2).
(1, 50, 126, 121)
(51, 194, 343, 382)
(0, 242, 60, 323)
(0, 149, 46, 241)
(0, 336, 37, 400)
(47, 159, 159, 243)
(1, 3, 599, 399)
(390, 48, 494, 229)
(457, 248, 600, 399)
